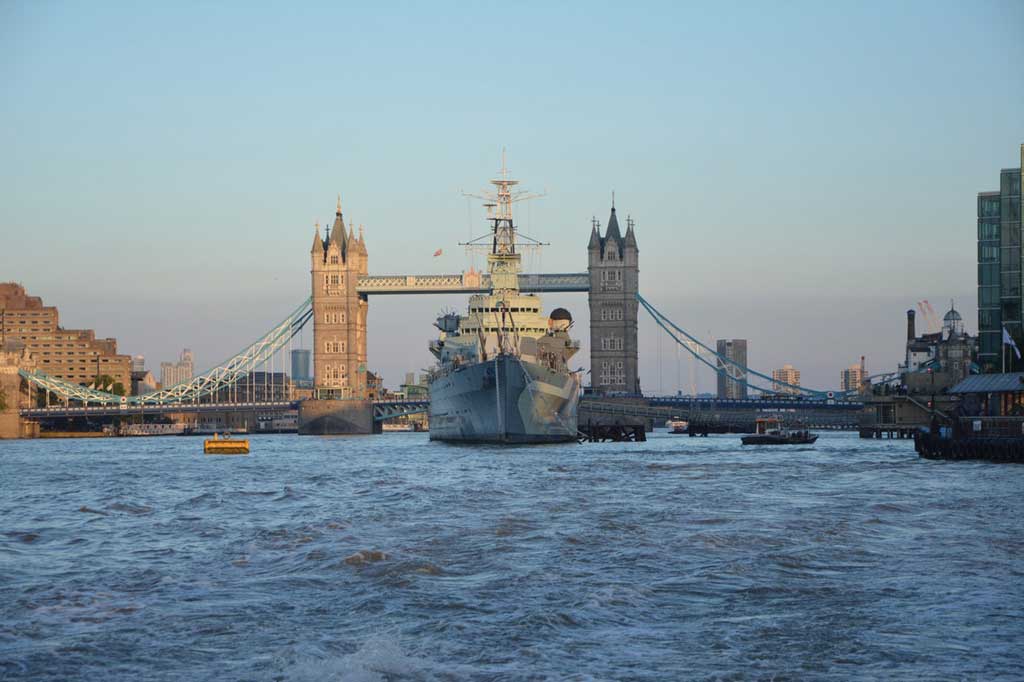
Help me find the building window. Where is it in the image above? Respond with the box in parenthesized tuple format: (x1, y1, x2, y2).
(330, 256, 339, 264)
(979, 197, 1001, 218)
(331, 275, 340, 286)
(979, 220, 1000, 241)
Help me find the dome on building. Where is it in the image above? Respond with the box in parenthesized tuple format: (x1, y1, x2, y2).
(550, 308, 572, 322)
(942, 302, 964, 337)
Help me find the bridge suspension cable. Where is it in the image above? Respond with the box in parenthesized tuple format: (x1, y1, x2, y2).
(20, 298, 314, 407)
(637, 294, 834, 399)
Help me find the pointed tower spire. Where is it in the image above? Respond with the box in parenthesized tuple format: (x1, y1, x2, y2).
(605, 203, 621, 242)
(624, 214, 638, 249)
(588, 216, 601, 250)
(329, 195, 346, 258)
(348, 219, 356, 243)
(311, 220, 325, 255)
(357, 223, 368, 255)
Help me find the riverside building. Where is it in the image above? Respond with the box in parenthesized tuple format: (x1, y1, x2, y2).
(0, 282, 131, 391)
(840, 364, 865, 393)
(771, 364, 801, 395)
(160, 349, 194, 389)
(977, 144, 1023, 372)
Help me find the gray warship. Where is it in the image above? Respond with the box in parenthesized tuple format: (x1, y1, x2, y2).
(428, 161, 581, 443)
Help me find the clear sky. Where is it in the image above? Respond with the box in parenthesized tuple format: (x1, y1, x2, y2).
(1, 1, 1021, 392)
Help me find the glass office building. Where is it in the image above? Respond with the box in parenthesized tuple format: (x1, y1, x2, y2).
(977, 144, 1023, 372)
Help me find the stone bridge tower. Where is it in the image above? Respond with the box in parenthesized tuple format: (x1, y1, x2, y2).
(310, 196, 369, 400)
(587, 203, 640, 394)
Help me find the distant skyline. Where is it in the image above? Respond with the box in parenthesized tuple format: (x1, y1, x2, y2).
(1, 1, 1021, 391)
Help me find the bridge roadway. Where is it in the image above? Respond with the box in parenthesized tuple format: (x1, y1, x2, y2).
(21, 399, 431, 423)
(22, 396, 863, 429)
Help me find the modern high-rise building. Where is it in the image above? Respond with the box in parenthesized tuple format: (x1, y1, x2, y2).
(160, 348, 194, 388)
(131, 355, 145, 373)
(587, 204, 640, 394)
(977, 144, 1023, 373)
(0, 282, 132, 392)
(840, 364, 865, 392)
(771, 364, 801, 395)
(291, 349, 312, 384)
(716, 339, 748, 400)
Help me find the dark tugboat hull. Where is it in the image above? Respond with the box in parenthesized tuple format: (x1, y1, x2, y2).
(741, 435, 818, 446)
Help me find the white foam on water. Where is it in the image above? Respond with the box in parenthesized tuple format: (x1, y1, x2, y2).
(283, 635, 449, 682)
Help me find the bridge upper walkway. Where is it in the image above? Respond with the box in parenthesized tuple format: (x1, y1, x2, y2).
(356, 272, 589, 295)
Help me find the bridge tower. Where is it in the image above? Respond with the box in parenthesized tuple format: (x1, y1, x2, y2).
(587, 202, 640, 394)
(310, 196, 369, 400)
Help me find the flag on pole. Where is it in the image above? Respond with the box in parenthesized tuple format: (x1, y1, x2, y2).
(433, 249, 443, 257)
(1003, 326, 1021, 359)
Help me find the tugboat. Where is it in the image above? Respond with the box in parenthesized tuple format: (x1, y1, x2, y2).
(741, 418, 818, 446)
(427, 157, 581, 443)
(666, 418, 689, 434)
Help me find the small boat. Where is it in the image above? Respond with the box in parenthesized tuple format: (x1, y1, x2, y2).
(666, 418, 689, 434)
(204, 433, 250, 455)
(741, 418, 817, 446)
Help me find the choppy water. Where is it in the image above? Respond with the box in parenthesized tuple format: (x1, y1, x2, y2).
(1, 432, 1022, 681)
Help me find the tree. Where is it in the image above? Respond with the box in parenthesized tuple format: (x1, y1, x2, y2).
(86, 374, 125, 396)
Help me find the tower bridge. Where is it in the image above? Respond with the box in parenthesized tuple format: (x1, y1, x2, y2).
(7, 174, 867, 437)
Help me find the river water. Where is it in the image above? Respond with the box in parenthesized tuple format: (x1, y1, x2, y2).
(1, 432, 1021, 681)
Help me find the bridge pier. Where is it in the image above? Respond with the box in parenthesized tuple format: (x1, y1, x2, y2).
(1, 349, 39, 439)
(298, 399, 379, 435)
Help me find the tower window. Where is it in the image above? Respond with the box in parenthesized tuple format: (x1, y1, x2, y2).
(330, 256, 339, 265)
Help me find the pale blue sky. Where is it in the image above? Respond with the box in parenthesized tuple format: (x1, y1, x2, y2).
(1, 1, 1021, 391)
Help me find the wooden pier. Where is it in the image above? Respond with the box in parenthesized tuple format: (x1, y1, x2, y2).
(577, 422, 646, 443)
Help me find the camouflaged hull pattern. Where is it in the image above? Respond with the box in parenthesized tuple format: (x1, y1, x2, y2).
(429, 355, 579, 443)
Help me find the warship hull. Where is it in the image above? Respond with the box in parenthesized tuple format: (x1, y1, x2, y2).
(429, 355, 579, 443)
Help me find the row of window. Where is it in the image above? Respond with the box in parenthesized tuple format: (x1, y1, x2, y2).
(322, 364, 349, 386)
(599, 270, 623, 282)
(322, 274, 346, 290)
(37, 352, 113, 359)
(469, 306, 539, 314)
(979, 219, 1000, 240)
(600, 307, 624, 321)
(323, 311, 347, 324)
(324, 341, 348, 353)
(979, 285, 1000, 306)
(598, 361, 626, 386)
(600, 337, 625, 351)
(462, 327, 546, 334)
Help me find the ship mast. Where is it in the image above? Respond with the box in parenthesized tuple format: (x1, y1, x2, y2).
(489, 151, 521, 291)
(462, 151, 545, 293)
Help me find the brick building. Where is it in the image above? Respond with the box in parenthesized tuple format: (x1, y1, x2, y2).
(0, 283, 132, 392)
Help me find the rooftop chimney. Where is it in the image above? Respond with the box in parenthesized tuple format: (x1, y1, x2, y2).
(906, 309, 916, 342)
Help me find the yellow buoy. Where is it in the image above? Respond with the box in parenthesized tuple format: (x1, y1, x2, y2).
(204, 433, 250, 455)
